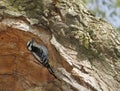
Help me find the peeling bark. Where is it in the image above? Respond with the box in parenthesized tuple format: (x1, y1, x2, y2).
(0, 0, 120, 91)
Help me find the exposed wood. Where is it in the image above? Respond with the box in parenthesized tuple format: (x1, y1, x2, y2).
(0, 0, 120, 91)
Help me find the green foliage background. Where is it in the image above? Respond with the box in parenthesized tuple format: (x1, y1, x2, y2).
(83, 0, 120, 31)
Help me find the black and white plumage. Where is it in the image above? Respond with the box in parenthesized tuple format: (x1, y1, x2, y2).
(27, 39, 57, 78)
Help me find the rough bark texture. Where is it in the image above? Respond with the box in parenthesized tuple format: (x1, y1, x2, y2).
(0, 0, 120, 91)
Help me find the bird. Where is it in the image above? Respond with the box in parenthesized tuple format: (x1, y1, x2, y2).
(27, 39, 57, 79)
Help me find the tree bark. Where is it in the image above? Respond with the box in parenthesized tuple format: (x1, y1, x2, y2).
(0, 0, 120, 91)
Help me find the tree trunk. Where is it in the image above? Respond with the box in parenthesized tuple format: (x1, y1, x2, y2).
(0, 0, 120, 91)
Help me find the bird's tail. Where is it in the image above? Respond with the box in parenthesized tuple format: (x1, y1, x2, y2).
(47, 64, 57, 79)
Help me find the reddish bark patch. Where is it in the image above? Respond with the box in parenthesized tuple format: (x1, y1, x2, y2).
(0, 26, 54, 91)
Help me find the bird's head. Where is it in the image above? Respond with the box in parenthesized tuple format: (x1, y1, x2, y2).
(27, 39, 34, 51)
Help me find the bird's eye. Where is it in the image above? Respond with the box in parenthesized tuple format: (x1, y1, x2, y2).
(27, 41, 32, 47)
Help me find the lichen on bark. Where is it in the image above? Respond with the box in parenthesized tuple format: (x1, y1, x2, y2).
(0, 0, 120, 91)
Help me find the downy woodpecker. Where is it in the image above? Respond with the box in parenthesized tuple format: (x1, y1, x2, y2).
(27, 39, 57, 78)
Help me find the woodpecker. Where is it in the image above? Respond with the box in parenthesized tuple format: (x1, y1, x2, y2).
(27, 39, 57, 78)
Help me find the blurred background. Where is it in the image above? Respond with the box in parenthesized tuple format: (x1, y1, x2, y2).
(83, 0, 120, 31)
